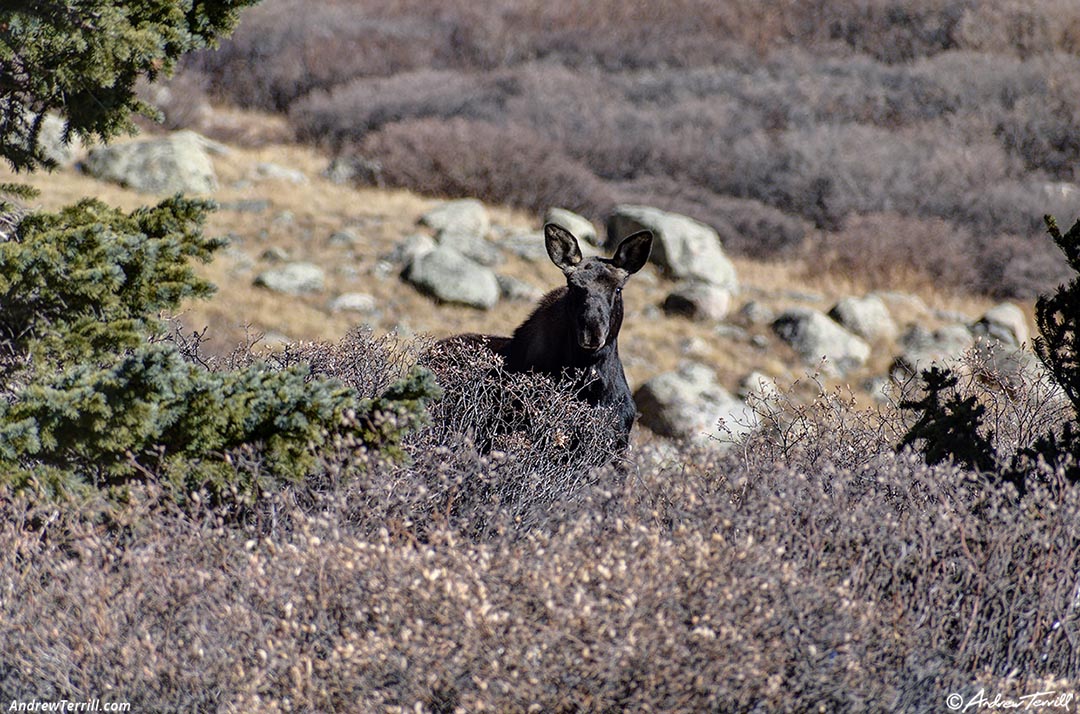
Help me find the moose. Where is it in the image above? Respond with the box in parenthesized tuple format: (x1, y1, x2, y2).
(443, 223, 653, 450)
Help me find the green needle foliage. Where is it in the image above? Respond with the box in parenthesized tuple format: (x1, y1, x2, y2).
(0, 196, 222, 369)
(1035, 216, 1080, 416)
(898, 366, 996, 474)
(0, 197, 442, 505)
(901, 215, 1080, 494)
(0, 0, 258, 171)
(0, 0, 443, 507)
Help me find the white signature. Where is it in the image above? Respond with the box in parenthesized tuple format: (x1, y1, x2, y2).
(947, 689, 1074, 711)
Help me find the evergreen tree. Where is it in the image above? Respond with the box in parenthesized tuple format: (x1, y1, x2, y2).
(900, 215, 1080, 494)
(1, 0, 258, 171)
(1035, 216, 1080, 417)
(898, 366, 997, 473)
(0, 0, 443, 506)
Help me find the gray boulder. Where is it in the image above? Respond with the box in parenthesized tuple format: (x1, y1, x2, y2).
(405, 246, 499, 309)
(661, 281, 732, 322)
(328, 292, 377, 314)
(388, 233, 436, 267)
(83, 130, 217, 194)
(419, 199, 490, 237)
(327, 229, 361, 247)
(437, 228, 503, 267)
(498, 231, 547, 263)
(259, 246, 290, 263)
(497, 274, 543, 302)
(38, 113, 78, 167)
(635, 362, 758, 445)
(544, 207, 599, 246)
(738, 371, 781, 404)
(254, 262, 325, 295)
(607, 205, 737, 289)
(251, 162, 308, 184)
(828, 295, 898, 342)
(892, 324, 975, 378)
(735, 300, 775, 327)
(772, 308, 871, 376)
(14, 111, 79, 168)
(973, 302, 1029, 348)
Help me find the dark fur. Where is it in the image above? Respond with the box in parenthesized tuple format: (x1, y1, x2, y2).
(442, 224, 652, 450)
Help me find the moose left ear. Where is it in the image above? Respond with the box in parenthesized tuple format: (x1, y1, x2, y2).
(611, 230, 653, 274)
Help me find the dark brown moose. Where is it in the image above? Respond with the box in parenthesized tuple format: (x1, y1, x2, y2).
(445, 223, 653, 450)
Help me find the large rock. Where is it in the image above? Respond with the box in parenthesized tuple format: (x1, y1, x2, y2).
(772, 308, 871, 376)
(328, 292, 377, 314)
(973, 302, 1029, 348)
(828, 295, 898, 342)
(405, 246, 499, 309)
(437, 228, 503, 267)
(251, 161, 308, 185)
(661, 281, 732, 322)
(634, 362, 758, 445)
(388, 233, 437, 267)
(83, 130, 217, 194)
(499, 230, 548, 263)
(254, 262, 325, 295)
(13, 111, 79, 168)
(607, 205, 737, 289)
(891, 324, 975, 378)
(419, 199, 490, 237)
(545, 207, 599, 246)
(496, 274, 543, 302)
(37, 113, 78, 167)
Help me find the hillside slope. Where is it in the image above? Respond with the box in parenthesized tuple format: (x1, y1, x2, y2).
(5, 113, 1006, 403)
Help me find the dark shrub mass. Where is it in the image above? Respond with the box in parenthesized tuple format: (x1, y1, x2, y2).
(355, 118, 616, 219)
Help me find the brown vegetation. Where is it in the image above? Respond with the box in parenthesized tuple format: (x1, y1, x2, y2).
(2, 341, 1077, 710)
(183, 0, 1080, 299)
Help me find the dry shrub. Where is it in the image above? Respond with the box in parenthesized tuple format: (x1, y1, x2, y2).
(816, 212, 982, 292)
(353, 117, 616, 219)
(272, 327, 416, 401)
(787, 0, 971, 62)
(402, 337, 624, 535)
(290, 69, 515, 147)
(955, 0, 1080, 56)
(4, 387, 1079, 709)
(914, 51, 1080, 181)
(186, 0, 444, 111)
(816, 210, 1071, 299)
(3, 338, 1080, 708)
(971, 227, 1076, 300)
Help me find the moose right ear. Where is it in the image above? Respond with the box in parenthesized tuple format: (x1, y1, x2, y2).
(544, 223, 583, 274)
(611, 229, 653, 275)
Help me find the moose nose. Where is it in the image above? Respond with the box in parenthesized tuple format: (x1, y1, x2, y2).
(578, 329, 605, 351)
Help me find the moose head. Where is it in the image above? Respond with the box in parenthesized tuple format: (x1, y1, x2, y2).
(544, 223, 653, 353)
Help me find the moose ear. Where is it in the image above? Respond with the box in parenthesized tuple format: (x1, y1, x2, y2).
(545, 223, 583, 273)
(611, 230, 653, 274)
